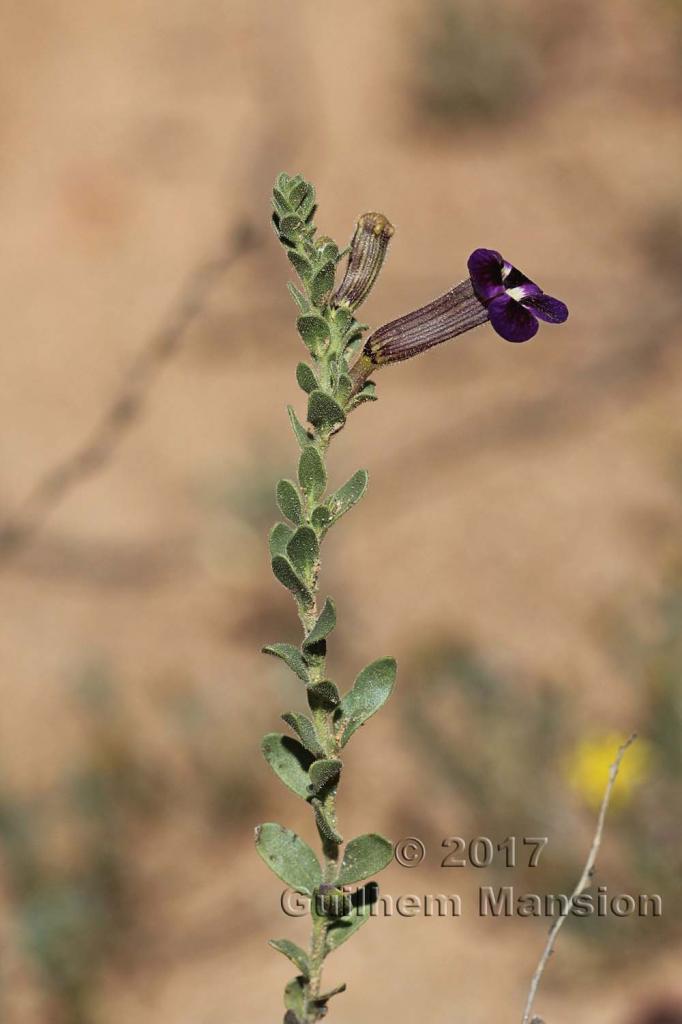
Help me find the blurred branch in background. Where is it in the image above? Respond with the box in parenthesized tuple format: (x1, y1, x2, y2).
(0, 220, 261, 569)
(400, 486, 682, 962)
(522, 735, 636, 1024)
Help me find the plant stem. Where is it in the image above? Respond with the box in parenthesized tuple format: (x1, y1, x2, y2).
(299, 427, 340, 1020)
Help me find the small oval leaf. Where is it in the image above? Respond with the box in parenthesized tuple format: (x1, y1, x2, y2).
(271, 555, 313, 607)
(336, 833, 393, 886)
(307, 390, 346, 433)
(284, 975, 308, 1015)
(350, 381, 377, 407)
(325, 882, 379, 952)
(289, 180, 313, 212)
(327, 469, 368, 523)
(287, 405, 311, 449)
(296, 363, 318, 395)
(262, 643, 309, 683)
(255, 823, 322, 894)
(287, 282, 310, 314)
(337, 657, 396, 745)
(288, 251, 312, 280)
(279, 214, 304, 241)
(336, 373, 353, 406)
(272, 187, 290, 217)
(298, 446, 327, 503)
(311, 505, 332, 534)
(286, 527, 319, 582)
(282, 712, 324, 757)
(308, 758, 342, 795)
(269, 939, 310, 978)
(269, 522, 294, 558)
(307, 679, 340, 711)
(310, 262, 336, 306)
(297, 315, 330, 352)
(262, 734, 315, 799)
(276, 479, 303, 525)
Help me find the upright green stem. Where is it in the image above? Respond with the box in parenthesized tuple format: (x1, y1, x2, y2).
(298, 428, 340, 1016)
(260, 173, 396, 1024)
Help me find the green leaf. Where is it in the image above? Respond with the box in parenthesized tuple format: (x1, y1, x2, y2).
(325, 883, 379, 952)
(308, 758, 342, 795)
(255, 823, 322, 894)
(287, 282, 310, 314)
(288, 179, 312, 212)
(269, 939, 310, 978)
(276, 479, 303, 525)
(337, 657, 396, 745)
(287, 405, 311, 449)
(284, 976, 307, 1016)
(261, 734, 314, 799)
(307, 390, 346, 433)
(300, 238, 317, 260)
(279, 214, 304, 241)
(288, 251, 312, 280)
(262, 643, 309, 683)
(271, 555, 313, 607)
(272, 187, 290, 217)
(316, 235, 339, 263)
(310, 262, 336, 306)
(336, 833, 394, 886)
(282, 712, 324, 756)
(351, 381, 377, 406)
(298, 447, 326, 503)
(331, 305, 355, 334)
(286, 527, 319, 582)
(337, 374, 353, 406)
(298, 189, 316, 222)
(327, 469, 368, 523)
(296, 363, 318, 395)
(303, 598, 336, 650)
(312, 799, 343, 843)
(269, 522, 294, 558)
(311, 505, 332, 533)
(297, 315, 330, 352)
(307, 679, 340, 711)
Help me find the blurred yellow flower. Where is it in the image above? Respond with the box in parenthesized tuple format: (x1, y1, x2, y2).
(567, 733, 650, 808)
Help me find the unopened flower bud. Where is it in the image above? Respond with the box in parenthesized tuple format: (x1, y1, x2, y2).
(332, 213, 394, 311)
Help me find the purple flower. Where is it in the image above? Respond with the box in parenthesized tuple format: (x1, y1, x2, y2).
(467, 248, 568, 343)
(348, 246, 570, 394)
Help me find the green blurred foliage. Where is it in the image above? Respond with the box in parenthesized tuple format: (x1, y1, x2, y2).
(410, 0, 538, 128)
(0, 666, 265, 1023)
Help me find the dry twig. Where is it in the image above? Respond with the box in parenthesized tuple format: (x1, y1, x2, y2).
(521, 733, 637, 1024)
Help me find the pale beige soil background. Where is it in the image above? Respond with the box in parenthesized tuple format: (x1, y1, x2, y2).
(0, 2, 681, 1023)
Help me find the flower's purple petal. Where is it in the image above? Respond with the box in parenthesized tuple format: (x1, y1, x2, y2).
(488, 294, 539, 343)
(467, 248, 505, 302)
(522, 293, 569, 324)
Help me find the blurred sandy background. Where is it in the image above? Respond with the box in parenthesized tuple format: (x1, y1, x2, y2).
(0, 1, 681, 1022)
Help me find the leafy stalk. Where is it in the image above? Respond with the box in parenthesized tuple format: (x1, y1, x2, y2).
(256, 173, 395, 1023)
